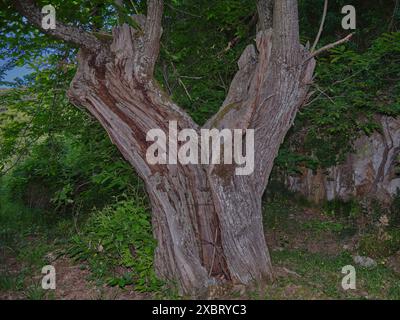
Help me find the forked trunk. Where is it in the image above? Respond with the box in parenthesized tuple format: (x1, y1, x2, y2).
(64, 0, 315, 296)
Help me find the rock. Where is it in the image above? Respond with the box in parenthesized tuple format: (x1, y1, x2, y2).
(343, 241, 356, 251)
(353, 255, 377, 269)
(282, 267, 301, 278)
(285, 115, 400, 204)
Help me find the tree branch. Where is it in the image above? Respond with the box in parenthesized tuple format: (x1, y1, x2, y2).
(142, 0, 164, 75)
(13, 0, 102, 52)
(272, 0, 300, 62)
(311, 0, 328, 53)
(309, 33, 353, 59)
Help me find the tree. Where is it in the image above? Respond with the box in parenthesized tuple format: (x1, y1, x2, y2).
(12, 0, 350, 296)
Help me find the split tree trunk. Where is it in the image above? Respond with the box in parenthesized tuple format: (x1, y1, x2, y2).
(15, 0, 315, 296)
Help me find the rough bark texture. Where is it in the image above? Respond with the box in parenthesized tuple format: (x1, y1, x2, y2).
(257, 0, 274, 32)
(15, 0, 316, 296)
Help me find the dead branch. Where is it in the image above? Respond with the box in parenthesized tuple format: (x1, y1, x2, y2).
(311, 0, 328, 53)
(308, 33, 353, 59)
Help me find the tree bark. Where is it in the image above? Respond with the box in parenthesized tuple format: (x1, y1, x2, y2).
(15, 0, 317, 296)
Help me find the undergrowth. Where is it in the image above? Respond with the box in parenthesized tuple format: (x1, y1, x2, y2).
(67, 196, 164, 292)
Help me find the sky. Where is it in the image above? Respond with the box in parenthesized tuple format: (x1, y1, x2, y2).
(0, 59, 31, 88)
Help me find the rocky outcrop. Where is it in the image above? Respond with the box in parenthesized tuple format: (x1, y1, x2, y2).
(286, 116, 400, 204)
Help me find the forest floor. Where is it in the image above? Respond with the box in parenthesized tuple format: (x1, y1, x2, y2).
(1, 195, 400, 300)
(263, 198, 400, 299)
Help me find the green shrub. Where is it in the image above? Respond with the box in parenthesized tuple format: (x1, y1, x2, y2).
(67, 197, 163, 292)
(3, 134, 141, 215)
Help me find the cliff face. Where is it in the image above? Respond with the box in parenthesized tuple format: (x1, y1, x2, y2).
(286, 116, 400, 204)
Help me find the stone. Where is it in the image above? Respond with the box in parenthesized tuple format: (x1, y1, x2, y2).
(286, 116, 400, 204)
(353, 255, 377, 269)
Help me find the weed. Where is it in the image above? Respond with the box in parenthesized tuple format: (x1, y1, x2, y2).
(67, 196, 164, 293)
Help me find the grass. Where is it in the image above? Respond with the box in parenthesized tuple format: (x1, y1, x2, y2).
(260, 194, 400, 300)
(0, 181, 73, 299)
(301, 220, 345, 234)
(0, 272, 24, 292)
(265, 249, 400, 300)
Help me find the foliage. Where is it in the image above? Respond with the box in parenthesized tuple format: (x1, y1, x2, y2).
(4, 133, 140, 213)
(0, 176, 72, 247)
(156, 0, 255, 124)
(0, 57, 143, 214)
(280, 31, 400, 172)
(322, 199, 362, 219)
(67, 197, 163, 292)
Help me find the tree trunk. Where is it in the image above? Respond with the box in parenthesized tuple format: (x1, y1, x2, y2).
(15, 0, 316, 296)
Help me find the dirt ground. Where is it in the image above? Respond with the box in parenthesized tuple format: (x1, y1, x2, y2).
(0, 253, 151, 300)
